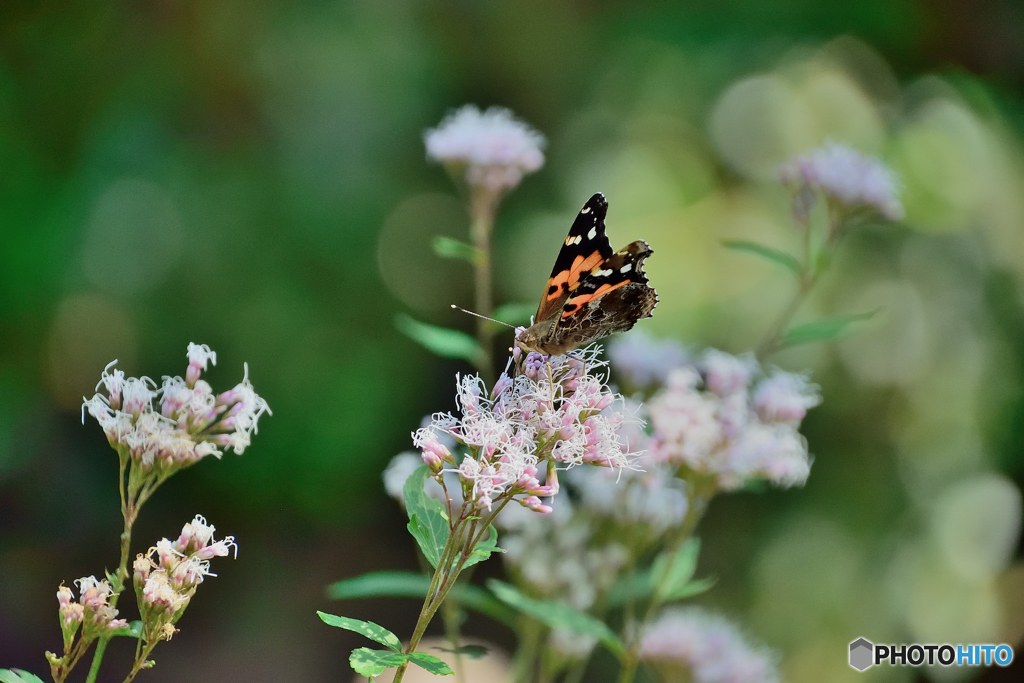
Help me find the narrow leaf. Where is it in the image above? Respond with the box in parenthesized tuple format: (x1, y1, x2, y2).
(349, 648, 408, 678)
(326, 571, 516, 627)
(433, 236, 484, 265)
(492, 302, 536, 326)
(721, 240, 802, 275)
(487, 580, 624, 657)
(317, 612, 402, 652)
(462, 524, 499, 569)
(408, 652, 455, 675)
(328, 571, 435, 600)
(651, 539, 700, 601)
(0, 671, 46, 683)
(395, 314, 485, 365)
(780, 309, 879, 349)
(434, 645, 489, 659)
(664, 576, 718, 601)
(403, 466, 450, 568)
(110, 620, 143, 639)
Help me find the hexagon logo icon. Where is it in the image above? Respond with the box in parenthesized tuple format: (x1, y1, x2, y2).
(849, 638, 874, 671)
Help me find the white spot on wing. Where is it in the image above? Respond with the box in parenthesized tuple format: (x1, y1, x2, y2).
(581, 207, 591, 214)
(587, 227, 597, 240)
(620, 263, 632, 273)
(593, 268, 613, 277)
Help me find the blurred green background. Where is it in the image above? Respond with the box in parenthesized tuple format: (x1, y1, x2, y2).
(3, 0, 1024, 681)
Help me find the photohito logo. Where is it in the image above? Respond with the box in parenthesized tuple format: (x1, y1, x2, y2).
(849, 638, 1014, 671)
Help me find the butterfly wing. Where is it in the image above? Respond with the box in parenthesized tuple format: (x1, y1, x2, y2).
(534, 193, 615, 324)
(541, 240, 658, 353)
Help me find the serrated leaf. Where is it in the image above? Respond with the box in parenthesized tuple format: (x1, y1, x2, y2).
(110, 620, 143, 639)
(349, 648, 408, 678)
(408, 652, 455, 675)
(721, 240, 802, 275)
(663, 576, 718, 601)
(0, 671, 46, 683)
(487, 580, 624, 657)
(780, 309, 879, 349)
(434, 644, 489, 659)
(651, 539, 700, 602)
(492, 302, 536, 326)
(395, 314, 485, 365)
(317, 612, 402, 652)
(432, 236, 484, 264)
(462, 524, 499, 570)
(403, 466, 450, 568)
(327, 570, 516, 627)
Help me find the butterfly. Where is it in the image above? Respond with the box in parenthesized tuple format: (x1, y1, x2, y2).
(515, 193, 658, 356)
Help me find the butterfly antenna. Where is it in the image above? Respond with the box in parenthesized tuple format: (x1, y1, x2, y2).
(450, 305, 517, 329)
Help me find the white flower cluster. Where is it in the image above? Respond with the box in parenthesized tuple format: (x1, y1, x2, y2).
(133, 515, 236, 642)
(82, 343, 271, 473)
(640, 607, 780, 683)
(647, 350, 820, 491)
(56, 576, 127, 647)
(498, 500, 629, 613)
(607, 331, 688, 391)
(414, 347, 636, 513)
(425, 105, 545, 194)
(567, 463, 688, 537)
(777, 142, 904, 221)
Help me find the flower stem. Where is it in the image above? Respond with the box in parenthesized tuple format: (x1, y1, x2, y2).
(618, 477, 716, 683)
(469, 189, 498, 383)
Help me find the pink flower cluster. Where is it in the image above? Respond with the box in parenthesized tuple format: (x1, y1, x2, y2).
(413, 346, 636, 514)
(646, 350, 820, 491)
(640, 607, 780, 683)
(777, 142, 904, 221)
(424, 105, 545, 193)
(133, 515, 236, 642)
(56, 577, 128, 649)
(82, 343, 271, 473)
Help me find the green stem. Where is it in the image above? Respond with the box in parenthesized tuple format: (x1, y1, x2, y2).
(618, 477, 716, 683)
(393, 500, 509, 683)
(469, 189, 498, 383)
(121, 639, 159, 683)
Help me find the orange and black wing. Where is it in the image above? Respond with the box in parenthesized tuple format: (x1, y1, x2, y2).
(534, 193, 615, 324)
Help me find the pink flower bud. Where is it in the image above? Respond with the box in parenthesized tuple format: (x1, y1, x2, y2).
(521, 496, 553, 514)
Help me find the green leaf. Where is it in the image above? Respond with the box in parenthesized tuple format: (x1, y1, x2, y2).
(317, 612, 402, 652)
(408, 652, 455, 675)
(651, 539, 700, 602)
(402, 465, 450, 568)
(721, 240, 802, 275)
(663, 576, 718, 601)
(492, 302, 536, 326)
(432, 236, 484, 265)
(326, 571, 516, 627)
(780, 309, 879, 349)
(395, 314, 485, 365)
(328, 571, 436, 600)
(604, 571, 652, 607)
(0, 671, 46, 683)
(462, 524, 499, 569)
(487, 580, 624, 657)
(434, 645, 489, 659)
(349, 648, 408, 678)
(110, 620, 143, 639)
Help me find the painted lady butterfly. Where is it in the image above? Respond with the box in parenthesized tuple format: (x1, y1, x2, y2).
(515, 193, 657, 356)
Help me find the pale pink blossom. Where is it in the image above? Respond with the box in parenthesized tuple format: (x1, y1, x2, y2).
(425, 105, 545, 194)
(640, 607, 780, 683)
(778, 142, 903, 221)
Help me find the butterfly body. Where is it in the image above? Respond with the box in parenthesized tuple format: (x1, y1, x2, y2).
(515, 193, 657, 356)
